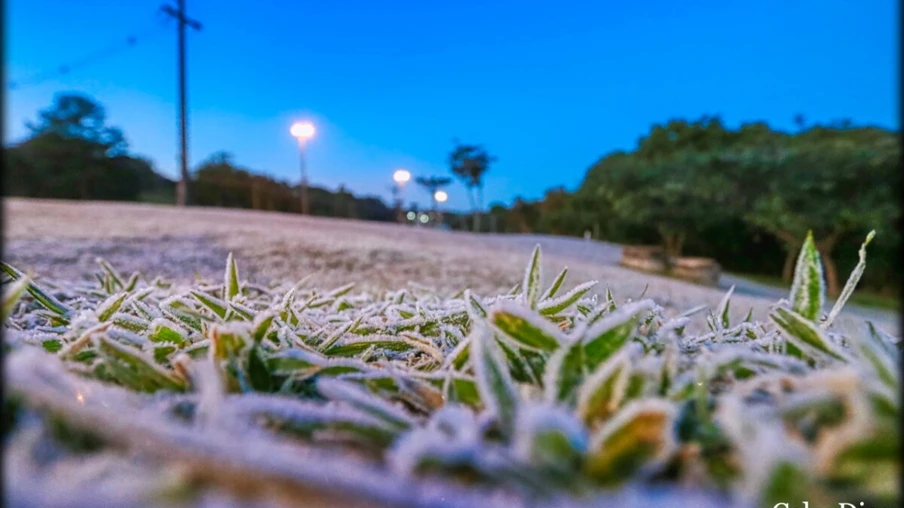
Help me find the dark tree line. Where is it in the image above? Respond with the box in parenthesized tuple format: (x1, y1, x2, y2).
(3, 93, 394, 221)
(469, 117, 900, 296)
(189, 151, 393, 221)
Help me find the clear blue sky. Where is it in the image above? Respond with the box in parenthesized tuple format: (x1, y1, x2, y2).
(5, 0, 898, 211)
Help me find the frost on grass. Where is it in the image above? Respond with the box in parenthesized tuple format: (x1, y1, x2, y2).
(2, 234, 900, 508)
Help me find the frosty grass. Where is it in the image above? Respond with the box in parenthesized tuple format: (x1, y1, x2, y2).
(2, 231, 899, 507)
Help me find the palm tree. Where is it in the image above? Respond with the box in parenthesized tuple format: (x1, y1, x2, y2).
(448, 140, 496, 232)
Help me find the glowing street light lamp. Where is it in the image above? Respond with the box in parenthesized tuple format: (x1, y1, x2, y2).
(433, 190, 448, 203)
(290, 121, 316, 215)
(393, 169, 411, 184)
(290, 121, 315, 140)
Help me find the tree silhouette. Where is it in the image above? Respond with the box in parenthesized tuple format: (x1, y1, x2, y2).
(27, 92, 128, 156)
(449, 140, 495, 231)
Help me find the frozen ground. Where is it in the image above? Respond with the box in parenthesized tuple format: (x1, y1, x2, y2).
(3, 198, 896, 334)
(2, 198, 898, 508)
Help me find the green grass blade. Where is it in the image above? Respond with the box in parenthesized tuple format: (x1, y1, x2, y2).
(584, 400, 677, 485)
(2, 275, 31, 323)
(316, 378, 415, 433)
(538, 280, 598, 316)
(823, 230, 875, 329)
(716, 285, 735, 330)
(96, 292, 129, 322)
(471, 322, 519, 437)
(576, 349, 632, 426)
(771, 307, 847, 362)
(1, 262, 71, 317)
(489, 302, 564, 352)
(789, 231, 825, 321)
(540, 267, 568, 301)
(543, 338, 585, 406)
(581, 300, 652, 369)
(190, 290, 229, 319)
(94, 335, 185, 392)
(522, 244, 543, 309)
(224, 252, 241, 301)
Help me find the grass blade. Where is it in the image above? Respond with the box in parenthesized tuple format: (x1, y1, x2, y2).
(789, 231, 825, 322)
(540, 267, 568, 301)
(489, 302, 564, 352)
(716, 285, 735, 330)
(522, 244, 543, 309)
(96, 292, 129, 322)
(576, 349, 632, 426)
(538, 280, 598, 316)
(771, 307, 847, 362)
(582, 300, 652, 369)
(1, 262, 71, 317)
(543, 337, 586, 406)
(224, 252, 240, 301)
(94, 335, 185, 392)
(823, 230, 875, 329)
(191, 290, 229, 319)
(316, 378, 415, 433)
(584, 399, 677, 485)
(2, 275, 31, 323)
(471, 322, 519, 437)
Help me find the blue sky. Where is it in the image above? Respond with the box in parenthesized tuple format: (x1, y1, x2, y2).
(5, 0, 898, 211)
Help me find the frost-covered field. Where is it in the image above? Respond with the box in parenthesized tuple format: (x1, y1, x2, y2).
(2, 199, 900, 507)
(2, 199, 894, 333)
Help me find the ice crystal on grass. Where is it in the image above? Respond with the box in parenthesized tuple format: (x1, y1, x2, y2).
(3, 236, 900, 507)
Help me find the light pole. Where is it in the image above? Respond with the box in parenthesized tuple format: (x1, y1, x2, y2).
(290, 121, 315, 215)
(433, 190, 448, 227)
(392, 169, 411, 223)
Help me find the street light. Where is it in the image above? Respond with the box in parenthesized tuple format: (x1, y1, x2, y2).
(393, 169, 411, 185)
(290, 121, 315, 214)
(392, 169, 411, 223)
(290, 122, 315, 139)
(432, 190, 448, 228)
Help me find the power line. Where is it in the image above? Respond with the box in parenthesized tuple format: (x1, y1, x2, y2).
(7, 17, 172, 91)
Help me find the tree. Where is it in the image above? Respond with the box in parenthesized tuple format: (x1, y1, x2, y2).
(737, 127, 900, 295)
(415, 175, 452, 212)
(635, 116, 732, 160)
(27, 92, 127, 156)
(494, 115, 897, 296)
(188, 151, 395, 221)
(192, 152, 255, 208)
(4, 93, 171, 202)
(449, 140, 496, 232)
(536, 187, 578, 235)
(507, 197, 540, 233)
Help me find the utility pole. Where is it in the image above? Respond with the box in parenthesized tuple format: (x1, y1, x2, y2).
(299, 143, 309, 215)
(162, 0, 201, 207)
